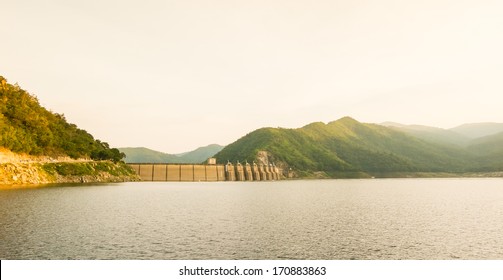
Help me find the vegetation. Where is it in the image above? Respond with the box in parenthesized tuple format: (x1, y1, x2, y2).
(215, 117, 503, 177)
(119, 144, 224, 163)
(383, 122, 503, 147)
(119, 147, 180, 163)
(450, 122, 503, 139)
(0, 76, 125, 162)
(177, 144, 224, 163)
(42, 161, 135, 177)
(466, 132, 503, 171)
(383, 123, 471, 147)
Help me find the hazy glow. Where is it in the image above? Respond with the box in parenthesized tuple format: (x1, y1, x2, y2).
(2, 0, 503, 153)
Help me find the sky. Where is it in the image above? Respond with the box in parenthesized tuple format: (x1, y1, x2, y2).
(2, 0, 503, 153)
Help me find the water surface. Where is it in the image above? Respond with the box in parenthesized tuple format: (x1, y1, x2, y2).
(1, 179, 502, 259)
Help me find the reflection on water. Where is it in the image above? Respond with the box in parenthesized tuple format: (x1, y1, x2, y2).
(1, 179, 503, 259)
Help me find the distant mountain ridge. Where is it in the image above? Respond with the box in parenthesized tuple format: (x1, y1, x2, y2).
(214, 117, 503, 178)
(119, 144, 224, 163)
(450, 123, 503, 139)
(382, 121, 503, 147)
(381, 122, 470, 146)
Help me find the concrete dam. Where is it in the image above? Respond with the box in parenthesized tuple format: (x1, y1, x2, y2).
(128, 162, 282, 182)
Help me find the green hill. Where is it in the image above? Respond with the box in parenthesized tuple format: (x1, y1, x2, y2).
(466, 132, 503, 171)
(0, 75, 124, 162)
(119, 147, 180, 163)
(119, 144, 224, 163)
(381, 122, 503, 172)
(382, 122, 470, 147)
(214, 117, 479, 178)
(175, 144, 224, 163)
(1, 75, 137, 185)
(468, 131, 503, 156)
(450, 122, 503, 139)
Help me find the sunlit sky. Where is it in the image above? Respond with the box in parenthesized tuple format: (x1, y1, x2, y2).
(2, 0, 503, 153)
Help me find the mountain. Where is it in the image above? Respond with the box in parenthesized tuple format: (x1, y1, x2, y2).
(466, 132, 503, 171)
(174, 144, 224, 163)
(468, 131, 503, 155)
(0, 76, 123, 162)
(118, 147, 180, 163)
(450, 123, 503, 139)
(381, 122, 470, 146)
(119, 144, 224, 163)
(215, 117, 475, 177)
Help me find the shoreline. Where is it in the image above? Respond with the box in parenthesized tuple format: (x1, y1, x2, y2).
(0, 161, 139, 188)
(2, 171, 503, 190)
(0, 181, 132, 190)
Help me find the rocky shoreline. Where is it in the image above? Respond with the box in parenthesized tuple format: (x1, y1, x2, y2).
(0, 161, 139, 187)
(0, 149, 139, 187)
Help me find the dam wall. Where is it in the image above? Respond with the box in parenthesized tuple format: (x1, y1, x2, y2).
(128, 163, 281, 182)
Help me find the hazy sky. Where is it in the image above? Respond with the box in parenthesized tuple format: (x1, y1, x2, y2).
(2, 0, 503, 153)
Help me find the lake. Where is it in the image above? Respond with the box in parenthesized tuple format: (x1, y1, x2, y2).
(1, 179, 503, 259)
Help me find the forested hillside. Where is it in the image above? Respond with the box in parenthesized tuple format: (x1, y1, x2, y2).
(214, 117, 502, 177)
(119, 147, 181, 163)
(0, 76, 124, 162)
(175, 144, 224, 163)
(119, 144, 224, 163)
